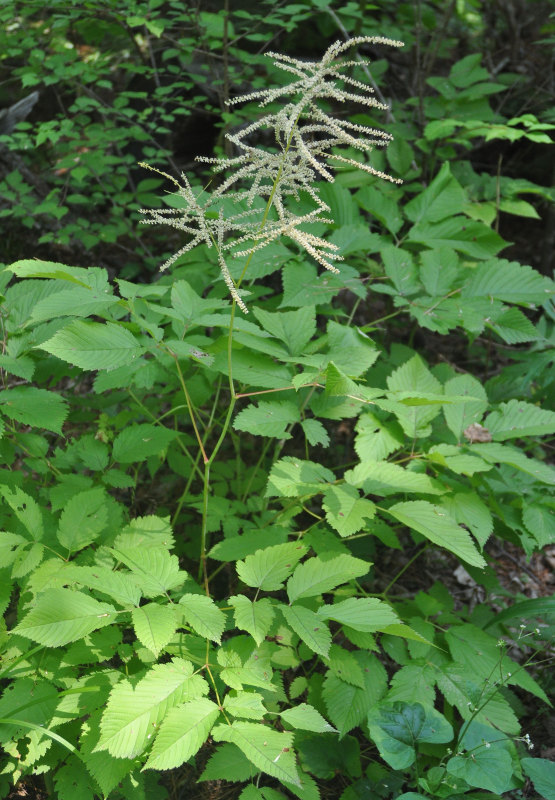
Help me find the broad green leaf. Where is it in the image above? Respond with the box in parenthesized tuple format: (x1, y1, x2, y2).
(485, 399, 555, 441)
(132, 603, 177, 657)
(521, 757, 555, 800)
(253, 306, 316, 355)
(280, 703, 336, 733)
(266, 457, 335, 497)
(408, 217, 506, 259)
(386, 501, 486, 568)
(0, 485, 43, 540)
(57, 488, 108, 552)
(233, 400, 300, 439)
(224, 691, 267, 720)
(280, 604, 331, 657)
(326, 321, 379, 377)
(218, 650, 277, 693)
(354, 412, 404, 461)
(326, 644, 365, 688)
(60, 564, 142, 607)
(443, 374, 488, 438)
(419, 248, 459, 295)
(230, 595, 275, 646)
(14, 589, 117, 646)
(446, 748, 512, 794)
(143, 698, 220, 770)
(209, 528, 289, 561)
(345, 460, 443, 496)
(7, 260, 107, 288)
(323, 652, 387, 736)
(212, 722, 300, 786)
(179, 594, 225, 643)
(488, 306, 538, 344)
(199, 742, 258, 782)
(237, 542, 307, 592)
(388, 664, 436, 706)
(40, 320, 144, 370)
(322, 484, 375, 537)
(317, 597, 399, 632)
(368, 702, 453, 770)
(110, 546, 186, 597)
(0, 387, 68, 434)
(405, 164, 465, 224)
(484, 597, 555, 629)
(441, 492, 493, 548)
(213, 349, 292, 389)
(115, 515, 175, 549)
(112, 423, 178, 463)
(470, 442, 555, 485)
(301, 418, 330, 447)
(381, 247, 419, 295)
(0, 354, 35, 381)
(96, 658, 208, 758)
(435, 665, 519, 734)
(427, 444, 492, 476)
(287, 554, 369, 602)
(29, 285, 118, 323)
(462, 259, 555, 304)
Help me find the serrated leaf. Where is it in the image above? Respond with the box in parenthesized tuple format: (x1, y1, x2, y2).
(224, 691, 266, 720)
(143, 697, 220, 771)
(266, 457, 335, 497)
(237, 542, 307, 592)
(14, 589, 117, 646)
(57, 488, 108, 553)
(443, 374, 488, 438)
(96, 658, 208, 758)
(446, 748, 512, 794)
(30, 285, 117, 324)
(0, 485, 43, 540)
(470, 442, 555, 485)
(462, 258, 555, 304)
(209, 528, 289, 561)
(521, 757, 555, 800)
(346, 459, 444, 496)
(132, 603, 177, 657)
(212, 722, 300, 786)
(280, 604, 331, 657)
(0, 387, 68, 434)
(110, 546, 186, 597)
(322, 484, 375, 537)
(62, 564, 142, 607)
(0, 354, 35, 381)
(386, 501, 486, 568)
(408, 217, 506, 259)
(317, 597, 399, 632)
(233, 400, 300, 439)
(405, 164, 465, 224)
(39, 320, 144, 370)
(301, 418, 329, 447)
(199, 742, 258, 782)
(230, 595, 275, 646)
(522, 503, 555, 547)
(485, 399, 555, 440)
(7, 260, 106, 288)
(179, 594, 225, 643)
(326, 644, 365, 688)
(441, 492, 493, 549)
(281, 703, 336, 733)
(354, 412, 404, 461)
(368, 702, 453, 770)
(112, 423, 177, 463)
(323, 652, 387, 736)
(253, 306, 316, 355)
(489, 306, 538, 344)
(287, 554, 369, 602)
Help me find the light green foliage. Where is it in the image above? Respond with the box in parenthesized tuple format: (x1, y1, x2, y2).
(0, 8, 553, 800)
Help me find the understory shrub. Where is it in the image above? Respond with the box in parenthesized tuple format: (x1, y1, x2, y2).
(1, 10, 554, 800)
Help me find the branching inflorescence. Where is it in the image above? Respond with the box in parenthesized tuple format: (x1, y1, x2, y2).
(140, 36, 403, 312)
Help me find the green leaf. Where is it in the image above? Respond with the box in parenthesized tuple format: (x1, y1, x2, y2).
(179, 594, 225, 643)
(521, 757, 555, 800)
(322, 484, 375, 537)
(317, 597, 399, 632)
(462, 259, 555, 304)
(40, 320, 144, 370)
(253, 306, 316, 355)
(280, 604, 331, 657)
(408, 217, 506, 259)
(354, 412, 404, 461)
(326, 644, 365, 688)
(212, 722, 300, 786)
(110, 546, 186, 597)
(488, 306, 538, 344)
(0, 354, 35, 381)
(323, 652, 387, 736)
(224, 691, 266, 720)
(57, 488, 108, 552)
(143, 698, 220, 771)
(112, 423, 178, 463)
(287, 554, 369, 602)
(381, 247, 420, 295)
(0, 387, 68, 434)
(233, 400, 300, 439)
(368, 702, 453, 770)
(131, 603, 177, 657)
(446, 748, 512, 794)
(345, 459, 443, 496)
(96, 658, 208, 758)
(386, 501, 486, 568)
(301, 418, 330, 447)
(199, 743, 258, 782)
(470, 442, 555, 486)
(405, 164, 466, 224)
(485, 399, 555, 440)
(441, 492, 493, 549)
(281, 703, 336, 733)
(230, 595, 275, 646)
(7, 260, 107, 288)
(0, 485, 43, 540)
(484, 597, 555, 629)
(29, 285, 118, 324)
(237, 542, 307, 592)
(14, 589, 117, 646)
(209, 528, 289, 561)
(443, 374, 488, 439)
(61, 564, 142, 607)
(266, 457, 335, 497)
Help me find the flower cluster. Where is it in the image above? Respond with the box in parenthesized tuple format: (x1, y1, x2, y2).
(140, 36, 403, 311)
